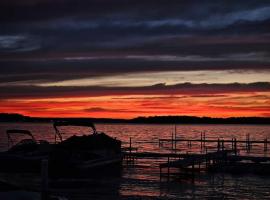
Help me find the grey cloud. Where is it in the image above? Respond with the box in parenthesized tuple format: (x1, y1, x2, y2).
(0, 58, 270, 85)
(199, 6, 270, 29)
(0, 35, 40, 52)
(0, 0, 269, 83)
(47, 6, 270, 30)
(0, 82, 269, 100)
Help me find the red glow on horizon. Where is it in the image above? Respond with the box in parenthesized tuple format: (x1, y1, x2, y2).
(1, 92, 269, 118)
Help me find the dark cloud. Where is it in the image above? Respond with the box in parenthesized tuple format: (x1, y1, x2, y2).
(1, 1, 270, 52)
(85, 107, 140, 113)
(0, 58, 269, 84)
(1, 0, 269, 22)
(0, 82, 269, 100)
(0, 0, 270, 84)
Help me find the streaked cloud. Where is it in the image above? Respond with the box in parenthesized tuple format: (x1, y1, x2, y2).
(0, 82, 270, 100)
(0, 0, 270, 118)
(34, 70, 270, 87)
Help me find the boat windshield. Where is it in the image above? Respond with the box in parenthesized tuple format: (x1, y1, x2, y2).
(6, 129, 36, 148)
(53, 120, 97, 143)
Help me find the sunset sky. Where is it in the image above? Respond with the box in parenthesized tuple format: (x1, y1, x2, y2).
(0, 0, 270, 118)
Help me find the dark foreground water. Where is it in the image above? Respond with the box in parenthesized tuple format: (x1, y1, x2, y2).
(0, 123, 270, 200)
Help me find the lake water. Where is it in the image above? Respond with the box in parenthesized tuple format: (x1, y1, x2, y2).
(0, 123, 270, 199)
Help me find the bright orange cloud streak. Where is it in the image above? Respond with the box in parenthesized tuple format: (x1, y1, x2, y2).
(1, 92, 270, 118)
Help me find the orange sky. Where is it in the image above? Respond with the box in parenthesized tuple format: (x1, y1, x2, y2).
(1, 92, 269, 118)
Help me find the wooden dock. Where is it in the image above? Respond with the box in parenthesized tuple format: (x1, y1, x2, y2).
(158, 150, 270, 180)
(122, 132, 270, 180)
(159, 132, 269, 153)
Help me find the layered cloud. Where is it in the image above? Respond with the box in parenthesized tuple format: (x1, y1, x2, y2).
(0, 82, 269, 100)
(0, 0, 270, 117)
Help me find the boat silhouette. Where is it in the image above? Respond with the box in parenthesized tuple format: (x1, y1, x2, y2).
(0, 120, 122, 177)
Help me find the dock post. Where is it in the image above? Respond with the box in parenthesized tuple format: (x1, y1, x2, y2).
(246, 134, 248, 152)
(246, 133, 250, 152)
(264, 138, 268, 152)
(159, 165, 162, 181)
(234, 138, 237, 155)
(129, 137, 131, 159)
(129, 137, 131, 150)
(222, 139, 224, 151)
(246, 134, 248, 151)
(217, 138, 220, 151)
(200, 132, 203, 150)
(171, 131, 174, 151)
(203, 132, 206, 150)
(129, 137, 133, 161)
(167, 157, 170, 181)
(174, 126, 177, 150)
(41, 159, 49, 200)
(187, 140, 191, 148)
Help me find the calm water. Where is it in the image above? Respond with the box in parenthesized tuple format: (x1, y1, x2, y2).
(0, 123, 270, 199)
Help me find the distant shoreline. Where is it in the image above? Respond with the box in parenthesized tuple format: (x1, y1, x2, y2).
(0, 113, 269, 125)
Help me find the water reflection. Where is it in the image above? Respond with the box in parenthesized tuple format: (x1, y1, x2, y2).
(0, 123, 270, 199)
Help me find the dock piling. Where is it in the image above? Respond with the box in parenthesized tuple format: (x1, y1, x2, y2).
(159, 134, 270, 154)
(171, 131, 174, 151)
(41, 159, 49, 200)
(222, 139, 225, 151)
(234, 138, 237, 155)
(129, 137, 132, 153)
(264, 138, 268, 152)
(167, 156, 170, 181)
(200, 132, 203, 150)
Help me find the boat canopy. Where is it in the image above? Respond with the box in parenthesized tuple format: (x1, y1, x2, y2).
(6, 129, 36, 148)
(53, 120, 97, 143)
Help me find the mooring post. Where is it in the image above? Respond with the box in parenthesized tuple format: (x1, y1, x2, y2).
(245, 134, 247, 150)
(234, 138, 237, 155)
(160, 166, 162, 180)
(266, 138, 268, 152)
(246, 133, 250, 152)
(245, 134, 248, 151)
(41, 159, 49, 200)
(248, 134, 251, 152)
(129, 137, 132, 160)
(200, 132, 203, 150)
(203, 132, 206, 149)
(171, 131, 174, 151)
(222, 139, 224, 151)
(217, 138, 220, 151)
(189, 141, 192, 148)
(167, 156, 170, 180)
(174, 125, 177, 150)
(264, 138, 268, 152)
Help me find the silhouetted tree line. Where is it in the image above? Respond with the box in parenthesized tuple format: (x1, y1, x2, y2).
(0, 113, 269, 124)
